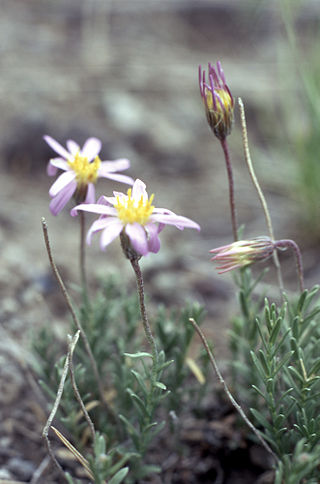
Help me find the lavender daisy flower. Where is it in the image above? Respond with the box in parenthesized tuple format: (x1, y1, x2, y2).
(44, 135, 133, 215)
(199, 61, 234, 140)
(210, 237, 275, 273)
(71, 179, 200, 257)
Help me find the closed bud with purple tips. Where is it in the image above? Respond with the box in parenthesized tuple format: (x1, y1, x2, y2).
(210, 237, 275, 273)
(199, 61, 234, 140)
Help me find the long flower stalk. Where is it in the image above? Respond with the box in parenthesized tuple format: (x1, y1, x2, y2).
(199, 62, 238, 241)
(238, 98, 284, 292)
(41, 218, 117, 425)
(130, 257, 157, 362)
(220, 137, 238, 241)
(79, 211, 87, 294)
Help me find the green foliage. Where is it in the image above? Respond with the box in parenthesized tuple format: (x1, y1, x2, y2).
(229, 267, 268, 406)
(154, 302, 208, 412)
(33, 276, 207, 482)
(232, 273, 320, 481)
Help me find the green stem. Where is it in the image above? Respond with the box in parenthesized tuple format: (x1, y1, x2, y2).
(238, 98, 284, 293)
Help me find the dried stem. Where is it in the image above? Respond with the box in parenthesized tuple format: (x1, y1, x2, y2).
(220, 137, 238, 241)
(30, 455, 51, 484)
(41, 217, 117, 425)
(189, 317, 278, 462)
(42, 331, 80, 481)
(69, 338, 96, 442)
(274, 239, 304, 293)
(238, 98, 284, 292)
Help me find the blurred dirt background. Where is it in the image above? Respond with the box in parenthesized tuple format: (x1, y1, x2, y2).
(0, 0, 319, 482)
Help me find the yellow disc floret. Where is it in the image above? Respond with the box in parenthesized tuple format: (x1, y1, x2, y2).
(68, 152, 101, 186)
(115, 188, 154, 225)
(206, 88, 232, 114)
(204, 88, 234, 140)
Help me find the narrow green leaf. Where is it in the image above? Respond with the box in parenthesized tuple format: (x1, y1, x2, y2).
(269, 317, 283, 345)
(119, 415, 138, 438)
(258, 349, 270, 375)
(156, 359, 174, 372)
(274, 413, 285, 428)
(266, 378, 274, 394)
(127, 389, 149, 418)
(297, 289, 308, 313)
(144, 420, 166, 437)
(239, 290, 249, 319)
(94, 434, 106, 456)
(274, 351, 294, 376)
(277, 387, 293, 405)
(255, 318, 268, 351)
(154, 381, 167, 390)
(250, 408, 273, 432)
(251, 384, 267, 400)
(250, 350, 268, 380)
(271, 328, 291, 359)
(288, 365, 305, 383)
(109, 467, 129, 484)
(130, 369, 147, 395)
(309, 358, 320, 377)
(124, 352, 152, 359)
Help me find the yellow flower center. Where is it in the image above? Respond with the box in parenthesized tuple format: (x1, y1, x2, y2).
(68, 152, 101, 186)
(206, 88, 232, 114)
(115, 188, 155, 225)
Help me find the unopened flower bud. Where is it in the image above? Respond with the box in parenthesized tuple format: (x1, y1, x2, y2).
(199, 61, 234, 140)
(210, 237, 274, 273)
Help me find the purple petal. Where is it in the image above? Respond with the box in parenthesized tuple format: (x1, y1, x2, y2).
(99, 158, 130, 173)
(96, 195, 113, 206)
(99, 172, 134, 185)
(44, 135, 70, 159)
(151, 213, 200, 231)
(49, 170, 77, 197)
(132, 179, 148, 201)
(84, 183, 96, 204)
(66, 139, 80, 155)
(48, 158, 69, 173)
(125, 223, 148, 256)
(146, 223, 161, 253)
(71, 203, 117, 217)
(47, 161, 58, 176)
(86, 217, 120, 244)
(81, 138, 102, 161)
(100, 221, 123, 250)
(49, 181, 77, 215)
(152, 207, 176, 215)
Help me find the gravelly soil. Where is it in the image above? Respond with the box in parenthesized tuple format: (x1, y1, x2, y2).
(0, 1, 319, 482)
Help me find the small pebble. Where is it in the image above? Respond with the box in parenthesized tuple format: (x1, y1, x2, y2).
(8, 456, 36, 480)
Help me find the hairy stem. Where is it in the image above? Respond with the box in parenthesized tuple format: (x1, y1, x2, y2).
(238, 98, 284, 293)
(129, 256, 158, 373)
(220, 137, 238, 241)
(41, 217, 117, 425)
(79, 211, 87, 294)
